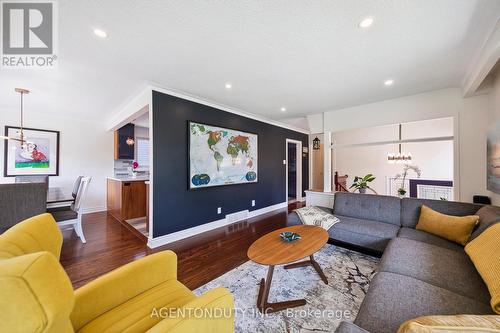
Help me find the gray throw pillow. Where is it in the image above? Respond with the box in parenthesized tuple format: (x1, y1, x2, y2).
(471, 205, 500, 240)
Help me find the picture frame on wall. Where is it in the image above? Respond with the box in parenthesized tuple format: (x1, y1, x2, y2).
(3, 126, 60, 177)
(188, 121, 258, 189)
(487, 122, 500, 194)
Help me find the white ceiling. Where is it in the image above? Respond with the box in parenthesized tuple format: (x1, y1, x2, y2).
(0, 0, 499, 123)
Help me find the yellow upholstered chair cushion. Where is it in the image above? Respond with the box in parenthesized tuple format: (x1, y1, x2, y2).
(465, 223, 500, 314)
(72, 250, 234, 333)
(0, 252, 75, 333)
(416, 205, 479, 245)
(0, 215, 234, 333)
(77, 280, 196, 333)
(0, 213, 63, 260)
(147, 287, 234, 333)
(71, 251, 178, 331)
(397, 315, 500, 332)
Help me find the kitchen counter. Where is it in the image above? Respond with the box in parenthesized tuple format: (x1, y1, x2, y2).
(107, 176, 150, 182)
(107, 178, 147, 223)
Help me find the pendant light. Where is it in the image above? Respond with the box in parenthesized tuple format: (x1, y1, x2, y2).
(126, 137, 135, 146)
(0, 88, 30, 145)
(313, 137, 320, 150)
(387, 124, 412, 164)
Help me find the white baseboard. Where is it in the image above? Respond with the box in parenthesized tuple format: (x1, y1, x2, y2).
(147, 201, 288, 249)
(82, 206, 107, 214)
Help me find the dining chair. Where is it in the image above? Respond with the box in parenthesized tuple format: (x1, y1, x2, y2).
(15, 175, 49, 183)
(15, 175, 49, 192)
(51, 176, 91, 243)
(71, 175, 83, 199)
(47, 176, 82, 211)
(0, 183, 47, 233)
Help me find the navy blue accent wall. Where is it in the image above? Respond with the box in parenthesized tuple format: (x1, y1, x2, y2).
(152, 91, 309, 237)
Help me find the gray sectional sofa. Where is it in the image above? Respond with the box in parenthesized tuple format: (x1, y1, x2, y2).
(288, 192, 500, 333)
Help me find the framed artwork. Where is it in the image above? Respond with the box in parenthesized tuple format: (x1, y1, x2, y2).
(487, 122, 500, 194)
(3, 126, 60, 177)
(188, 121, 258, 189)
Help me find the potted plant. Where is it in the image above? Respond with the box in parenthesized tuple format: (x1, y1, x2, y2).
(394, 164, 421, 198)
(350, 174, 376, 194)
(131, 161, 139, 178)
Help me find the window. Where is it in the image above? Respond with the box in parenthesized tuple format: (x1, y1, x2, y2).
(136, 137, 150, 167)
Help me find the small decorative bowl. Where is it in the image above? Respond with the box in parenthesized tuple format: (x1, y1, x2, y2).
(280, 231, 301, 242)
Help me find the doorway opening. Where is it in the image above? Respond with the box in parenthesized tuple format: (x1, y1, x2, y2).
(286, 139, 302, 204)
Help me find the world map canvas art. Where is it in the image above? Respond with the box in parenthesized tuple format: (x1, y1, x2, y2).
(189, 122, 257, 188)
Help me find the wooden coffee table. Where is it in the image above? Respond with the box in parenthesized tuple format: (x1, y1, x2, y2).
(247, 225, 329, 313)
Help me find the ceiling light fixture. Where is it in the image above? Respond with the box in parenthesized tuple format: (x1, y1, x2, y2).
(358, 17, 374, 29)
(225, 83, 232, 89)
(280, 107, 286, 112)
(388, 124, 412, 164)
(384, 79, 394, 86)
(1, 88, 30, 145)
(93, 28, 108, 38)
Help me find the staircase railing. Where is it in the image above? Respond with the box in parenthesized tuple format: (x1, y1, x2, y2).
(334, 172, 349, 192)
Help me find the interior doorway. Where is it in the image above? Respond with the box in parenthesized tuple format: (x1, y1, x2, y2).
(286, 139, 302, 203)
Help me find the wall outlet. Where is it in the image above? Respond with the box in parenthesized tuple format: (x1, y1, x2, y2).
(217, 207, 222, 214)
(251, 200, 255, 207)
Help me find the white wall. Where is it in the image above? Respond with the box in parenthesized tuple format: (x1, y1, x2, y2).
(0, 109, 113, 212)
(491, 66, 500, 123)
(333, 119, 454, 195)
(318, 88, 491, 203)
(335, 142, 454, 195)
(135, 125, 149, 139)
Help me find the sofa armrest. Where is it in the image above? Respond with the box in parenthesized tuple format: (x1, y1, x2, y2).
(146, 287, 234, 333)
(71, 250, 177, 331)
(287, 211, 302, 226)
(335, 321, 371, 333)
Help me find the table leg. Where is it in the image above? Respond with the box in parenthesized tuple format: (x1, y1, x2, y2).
(256, 265, 306, 313)
(284, 254, 328, 285)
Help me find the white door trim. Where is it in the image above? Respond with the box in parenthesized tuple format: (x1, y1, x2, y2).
(286, 139, 303, 202)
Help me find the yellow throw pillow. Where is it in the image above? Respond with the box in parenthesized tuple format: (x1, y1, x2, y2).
(397, 315, 500, 333)
(415, 205, 479, 245)
(465, 223, 500, 314)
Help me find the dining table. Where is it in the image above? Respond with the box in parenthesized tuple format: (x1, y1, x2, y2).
(47, 187, 74, 204)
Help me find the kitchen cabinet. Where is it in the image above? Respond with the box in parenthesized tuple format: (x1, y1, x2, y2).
(114, 123, 135, 160)
(107, 178, 147, 222)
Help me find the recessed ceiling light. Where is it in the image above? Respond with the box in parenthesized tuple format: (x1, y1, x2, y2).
(280, 107, 286, 112)
(384, 79, 394, 86)
(93, 28, 108, 38)
(358, 17, 374, 29)
(225, 82, 232, 89)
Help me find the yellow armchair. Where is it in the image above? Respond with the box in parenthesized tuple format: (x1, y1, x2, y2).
(0, 214, 234, 333)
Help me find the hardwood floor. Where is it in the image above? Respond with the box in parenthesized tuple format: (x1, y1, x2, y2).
(60, 202, 304, 290)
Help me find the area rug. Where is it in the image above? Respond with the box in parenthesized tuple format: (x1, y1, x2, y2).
(194, 244, 379, 333)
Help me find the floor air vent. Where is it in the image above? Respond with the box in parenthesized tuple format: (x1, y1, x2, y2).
(225, 210, 249, 224)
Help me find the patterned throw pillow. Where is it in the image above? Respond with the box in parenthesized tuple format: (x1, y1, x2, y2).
(294, 206, 339, 231)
